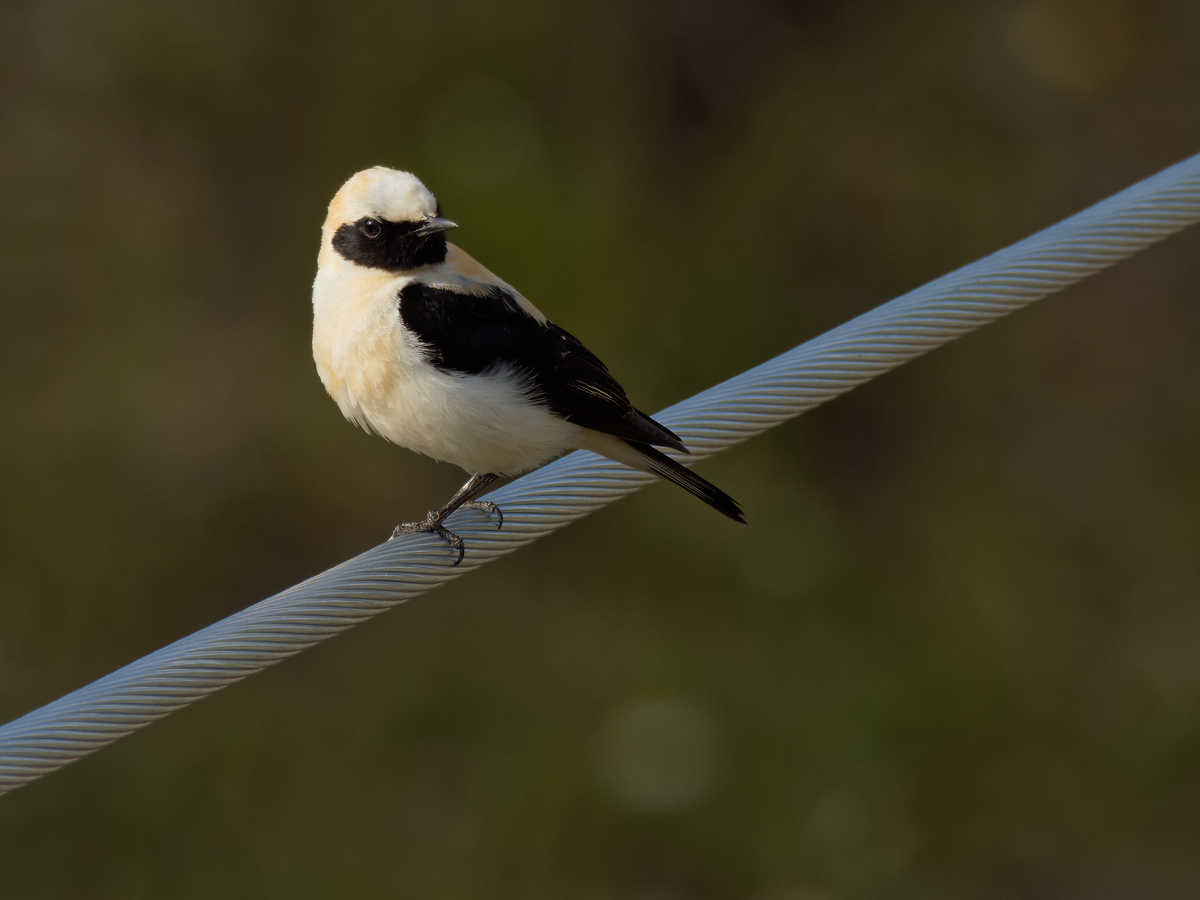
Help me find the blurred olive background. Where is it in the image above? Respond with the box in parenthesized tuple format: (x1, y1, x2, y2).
(2, 0, 1200, 897)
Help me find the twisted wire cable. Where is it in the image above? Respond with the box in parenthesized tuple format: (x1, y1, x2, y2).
(3, 153, 1200, 796)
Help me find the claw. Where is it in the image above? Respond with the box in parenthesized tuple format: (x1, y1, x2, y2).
(391, 513, 467, 565)
(463, 500, 503, 530)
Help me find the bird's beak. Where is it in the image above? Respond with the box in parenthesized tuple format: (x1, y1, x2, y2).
(413, 216, 458, 237)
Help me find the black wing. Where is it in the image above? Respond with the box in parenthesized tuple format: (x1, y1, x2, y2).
(398, 283, 686, 451)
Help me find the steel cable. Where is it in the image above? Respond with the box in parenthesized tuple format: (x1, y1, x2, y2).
(2, 153, 1199, 795)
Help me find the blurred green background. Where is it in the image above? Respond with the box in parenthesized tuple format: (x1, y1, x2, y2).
(2, 0, 1200, 896)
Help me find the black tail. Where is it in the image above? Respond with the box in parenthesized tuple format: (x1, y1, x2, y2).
(626, 442, 745, 523)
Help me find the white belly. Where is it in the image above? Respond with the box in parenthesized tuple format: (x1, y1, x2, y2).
(361, 361, 584, 475)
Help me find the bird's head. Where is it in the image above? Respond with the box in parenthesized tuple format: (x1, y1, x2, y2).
(320, 167, 457, 272)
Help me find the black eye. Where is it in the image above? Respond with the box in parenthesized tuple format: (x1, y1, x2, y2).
(360, 219, 382, 239)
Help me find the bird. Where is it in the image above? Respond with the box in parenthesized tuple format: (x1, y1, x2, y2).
(312, 166, 744, 564)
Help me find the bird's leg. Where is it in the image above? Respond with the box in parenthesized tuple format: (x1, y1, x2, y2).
(447, 472, 504, 528)
(390, 473, 502, 565)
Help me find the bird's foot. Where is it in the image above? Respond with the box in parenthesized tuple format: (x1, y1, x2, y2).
(388, 502, 504, 566)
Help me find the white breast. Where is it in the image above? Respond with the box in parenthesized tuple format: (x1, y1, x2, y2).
(312, 263, 584, 475)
